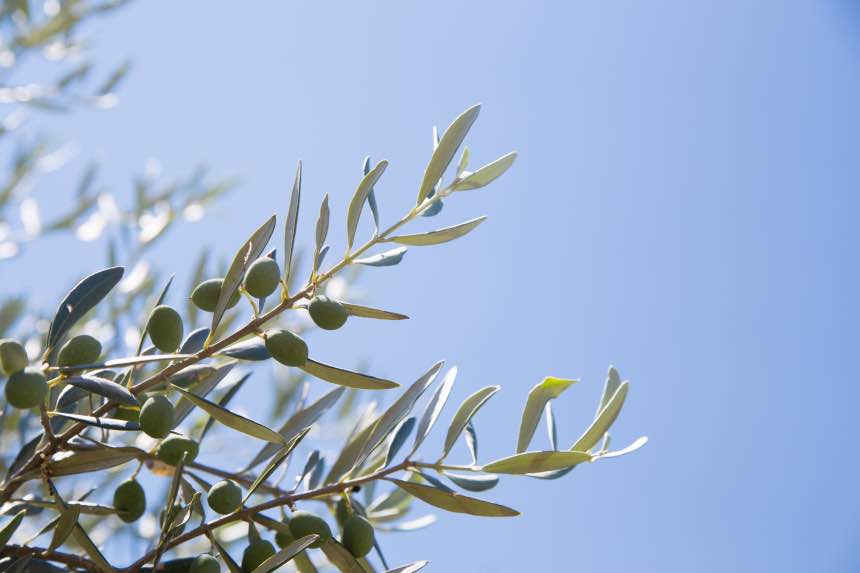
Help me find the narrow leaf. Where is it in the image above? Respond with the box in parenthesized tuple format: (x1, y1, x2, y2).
(411, 367, 457, 455)
(200, 373, 253, 441)
(453, 151, 517, 190)
(464, 421, 479, 464)
(347, 160, 388, 250)
(383, 561, 429, 573)
(363, 157, 381, 234)
(442, 386, 499, 459)
(65, 375, 139, 406)
(386, 216, 486, 247)
(284, 161, 302, 284)
(320, 539, 365, 573)
(47, 446, 142, 477)
(172, 362, 236, 427)
(71, 523, 112, 572)
(48, 412, 140, 432)
(386, 478, 517, 517)
(354, 247, 407, 267)
(516, 377, 577, 453)
(172, 385, 285, 444)
(313, 194, 329, 275)
(252, 535, 319, 573)
(417, 105, 481, 204)
(0, 510, 25, 546)
(219, 338, 270, 361)
(48, 506, 79, 552)
(47, 266, 124, 349)
(571, 382, 629, 452)
(384, 417, 415, 466)
(244, 427, 310, 502)
(301, 359, 398, 390)
(594, 436, 648, 460)
(482, 450, 592, 475)
(445, 472, 499, 492)
(341, 303, 408, 321)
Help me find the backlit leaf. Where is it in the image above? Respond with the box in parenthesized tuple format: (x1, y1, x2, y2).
(347, 160, 388, 250)
(411, 367, 457, 455)
(65, 374, 139, 406)
(301, 359, 398, 390)
(252, 535, 319, 573)
(386, 216, 486, 247)
(48, 412, 140, 432)
(442, 385, 499, 459)
(172, 385, 285, 444)
(452, 151, 517, 191)
(284, 161, 302, 285)
(571, 382, 629, 452)
(244, 427, 310, 502)
(47, 266, 124, 350)
(354, 247, 407, 267)
(386, 478, 518, 517)
(482, 450, 592, 475)
(341, 303, 408, 321)
(516, 377, 577, 453)
(417, 105, 480, 204)
(320, 539, 365, 573)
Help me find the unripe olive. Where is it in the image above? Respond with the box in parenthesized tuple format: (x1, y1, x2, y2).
(207, 479, 242, 514)
(190, 554, 220, 573)
(113, 479, 146, 523)
(308, 296, 348, 331)
(241, 539, 275, 572)
(191, 279, 241, 312)
(264, 329, 308, 367)
(156, 435, 199, 466)
(275, 523, 295, 548)
(341, 515, 374, 558)
(243, 258, 281, 298)
(147, 305, 184, 352)
(139, 395, 174, 439)
(0, 339, 28, 375)
(4, 367, 47, 409)
(335, 497, 366, 528)
(57, 334, 102, 367)
(288, 510, 331, 548)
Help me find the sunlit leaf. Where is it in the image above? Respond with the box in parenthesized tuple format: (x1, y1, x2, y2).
(417, 105, 480, 204)
(46, 446, 143, 477)
(301, 359, 398, 390)
(593, 436, 648, 460)
(252, 534, 319, 573)
(320, 539, 366, 573)
(452, 151, 517, 191)
(47, 505, 79, 552)
(172, 385, 285, 444)
(517, 377, 577, 453)
(173, 362, 236, 427)
(200, 372, 253, 441)
(411, 367, 457, 455)
(64, 374, 139, 406)
(386, 478, 518, 517)
(47, 266, 124, 350)
(571, 382, 629, 452)
(347, 160, 388, 250)
(354, 247, 407, 267)
(442, 385, 500, 459)
(71, 522, 112, 572)
(244, 427, 310, 502)
(482, 450, 592, 475)
(444, 472, 499, 492)
(382, 561, 429, 573)
(341, 303, 408, 321)
(313, 194, 330, 276)
(284, 161, 302, 285)
(386, 216, 486, 247)
(48, 412, 140, 432)
(384, 417, 415, 466)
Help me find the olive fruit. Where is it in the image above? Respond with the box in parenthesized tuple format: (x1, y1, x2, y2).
(113, 405, 140, 423)
(191, 278, 241, 312)
(341, 515, 374, 558)
(4, 367, 47, 409)
(308, 296, 348, 330)
(241, 539, 275, 572)
(0, 339, 28, 375)
(274, 524, 295, 548)
(335, 497, 366, 528)
(190, 554, 220, 573)
(207, 479, 242, 514)
(288, 510, 331, 548)
(156, 435, 199, 465)
(57, 334, 102, 367)
(139, 395, 174, 439)
(113, 479, 146, 523)
(147, 305, 184, 352)
(243, 258, 281, 298)
(264, 329, 308, 367)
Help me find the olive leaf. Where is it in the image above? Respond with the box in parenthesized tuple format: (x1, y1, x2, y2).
(326, 403, 379, 484)
(386, 478, 518, 517)
(64, 374, 139, 406)
(441, 385, 500, 459)
(464, 421, 479, 464)
(452, 151, 517, 191)
(46, 446, 143, 477)
(210, 534, 242, 573)
(71, 522, 113, 571)
(244, 427, 310, 502)
(252, 535, 320, 573)
(0, 509, 25, 546)
(353, 247, 407, 267)
(301, 359, 398, 390)
(212, 214, 277, 336)
(375, 515, 436, 532)
(384, 417, 415, 467)
(347, 159, 388, 250)
(312, 194, 330, 276)
(597, 366, 623, 416)
(593, 436, 649, 460)
(516, 377, 577, 453)
(320, 539, 366, 573)
(219, 338, 270, 361)
(172, 361, 236, 428)
(341, 302, 408, 321)
(47, 505, 79, 552)
(363, 156, 381, 234)
(5, 435, 41, 481)
(383, 561, 430, 573)
(179, 327, 210, 354)
(571, 381, 629, 452)
(386, 216, 486, 247)
(55, 353, 192, 372)
(172, 385, 286, 444)
(444, 472, 499, 492)
(546, 403, 558, 450)
(47, 266, 124, 350)
(411, 366, 457, 455)
(482, 450, 592, 475)
(48, 412, 140, 432)
(284, 161, 302, 285)
(199, 372, 252, 441)
(417, 104, 480, 204)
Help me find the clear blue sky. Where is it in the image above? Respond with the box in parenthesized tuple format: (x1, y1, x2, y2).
(9, 1, 860, 571)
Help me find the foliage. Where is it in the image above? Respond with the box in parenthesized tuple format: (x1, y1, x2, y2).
(0, 2, 646, 572)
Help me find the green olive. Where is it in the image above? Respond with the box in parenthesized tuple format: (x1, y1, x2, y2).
(341, 515, 374, 558)
(288, 510, 331, 548)
(4, 367, 47, 409)
(0, 339, 28, 376)
(308, 296, 348, 330)
(190, 554, 220, 573)
(139, 395, 174, 439)
(274, 523, 295, 548)
(113, 479, 146, 523)
(207, 479, 242, 514)
(57, 334, 102, 367)
(243, 258, 281, 298)
(147, 305, 184, 352)
(156, 435, 199, 466)
(264, 329, 308, 367)
(241, 539, 275, 572)
(191, 278, 241, 312)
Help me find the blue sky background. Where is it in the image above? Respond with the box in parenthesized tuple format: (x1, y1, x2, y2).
(5, 1, 860, 571)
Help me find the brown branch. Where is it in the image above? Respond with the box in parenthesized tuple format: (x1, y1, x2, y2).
(1, 544, 99, 571)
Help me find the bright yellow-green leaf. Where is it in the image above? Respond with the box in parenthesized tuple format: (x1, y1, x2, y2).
(387, 478, 518, 517)
(387, 216, 486, 247)
(482, 450, 592, 475)
(517, 377, 578, 453)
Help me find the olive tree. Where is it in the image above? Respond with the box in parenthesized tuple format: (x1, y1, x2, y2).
(0, 2, 646, 572)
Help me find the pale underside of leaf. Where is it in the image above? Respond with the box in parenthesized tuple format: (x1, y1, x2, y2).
(386, 478, 518, 517)
(386, 216, 486, 247)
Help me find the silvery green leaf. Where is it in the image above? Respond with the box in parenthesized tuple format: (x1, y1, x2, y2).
(320, 539, 365, 573)
(56, 384, 90, 410)
(179, 328, 210, 354)
(0, 510, 25, 546)
(47, 505, 79, 552)
(353, 361, 443, 470)
(326, 404, 379, 484)
(341, 302, 408, 321)
(482, 450, 591, 475)
(464, 421, 478, 465)
(315, 244, 330, 272)
(212, 214, 277, 336)
(55, 353, 192, 372)
(452, 151, 517, 191)
(47, 446, 143, 477)
(252, 535, 319, 573)
(64, 374, 139, 406)
(245, 386, 344, 470)
(173, 362, 236, 427)
(168, 365, 216, 388)
(416, 105, 481, 204)
(444, 472, 498, 492)
(200, 372, 253, 441)
(5, 436, 41, 481)
(384, 417, 415, 467)
(296, 450, 321, 490)
(386, 216, 486, 246)
(284, 161, 302, 284)
(593, 436, 648, 460)
(416, 471, 453, 493)
(172, 385, 285, 444)
(19, 500, 115, 516)
(71, 523, 112, 572)
(47, 266, 124, 351)
(571, 381, 629, 452)
(308, 457, 326, 490)
(517, 377, 577, 453)
(456, 147, 470, 177)
(354, 247, 407, 267)
(220, 338, 270, 361)
(442, 385, 499, 459)
(301, 359, 398, 390)
(546, 403, 558, 450)
(313, 194, 330, 275)
(411, 367, 457, 455)
(382, 561, 429, 573)
(386, 478, 518, 517)
(48, 412, 140, 432)
(597, 366, 623, 417)
(418, 198, 443, 218)
(363, 157, 381, 234)
(347, 160, 388, 250)
(244, 427, 310, 502)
